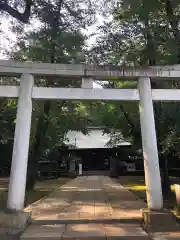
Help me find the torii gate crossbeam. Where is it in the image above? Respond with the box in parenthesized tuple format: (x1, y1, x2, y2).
(0, 60, 179, 215)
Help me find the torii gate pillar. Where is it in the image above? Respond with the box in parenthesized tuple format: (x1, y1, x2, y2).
(7, 74, 34, 212)
(138, 77, 163, 210)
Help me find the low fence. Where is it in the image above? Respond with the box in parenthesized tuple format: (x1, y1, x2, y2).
(116, 150, 180, 178)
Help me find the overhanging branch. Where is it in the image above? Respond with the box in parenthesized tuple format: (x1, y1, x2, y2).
(0, 0, 33, 23)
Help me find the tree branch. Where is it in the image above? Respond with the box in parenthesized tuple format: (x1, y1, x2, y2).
(63, 2, 78, 18)
(0, 0, 33, 23)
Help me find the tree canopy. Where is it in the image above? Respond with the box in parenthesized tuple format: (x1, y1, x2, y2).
(1, 0, 180, 191)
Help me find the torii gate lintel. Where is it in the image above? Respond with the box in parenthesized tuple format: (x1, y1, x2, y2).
(1, 60, 178, 213)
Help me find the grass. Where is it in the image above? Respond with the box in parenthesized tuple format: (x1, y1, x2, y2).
(0, 177, 71, 211)
(117, 176, 179, 217)
(117, 176, 147, 201)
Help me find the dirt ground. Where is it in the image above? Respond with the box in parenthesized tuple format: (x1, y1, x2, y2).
(117, 176, 179, 217)
(0, 177, 71, 211)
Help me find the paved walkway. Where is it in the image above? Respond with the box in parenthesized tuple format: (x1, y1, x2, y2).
(21, 176, 151, 239)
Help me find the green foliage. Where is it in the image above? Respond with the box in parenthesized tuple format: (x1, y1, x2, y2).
(88, 0, 180, 158)
(0, 0, 98, 184)
(2, 0, 180, 175)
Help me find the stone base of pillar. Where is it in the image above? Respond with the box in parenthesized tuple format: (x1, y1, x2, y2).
(0, 210, 31, 234)
(141, 208, 179, 232)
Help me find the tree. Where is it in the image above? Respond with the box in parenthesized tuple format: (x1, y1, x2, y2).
(5, 0, 96, 190)
(0, 0, 97, 26)
(89, 0, 180, 200)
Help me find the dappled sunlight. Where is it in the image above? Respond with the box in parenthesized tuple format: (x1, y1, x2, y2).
(22, 176, 152, 239)
(66, 224, 106, 236)
(68, 224, 103, 232)
(24, 223, 148, 238)
(74, 188, 102, 191)
(23, 174, 156, 240)
(165, 232, 180, 238)
(61, 186, 78, 190)
(102, 224, 148, 237)
(22, 224, 66, 238)
(103, 183, 123, 190)
(152, 232, 180, 239)
(110, 208, 143, 219)
(69, 201, 99, 205)
(118, 176, 180, 221)
(33, 202, 112, 220)
(60, 187, 102, 192)
(0, 187, 8, 191)
(102, 224, 126, 236)
(171, 184, 175, 191)
(28, 176, 147, 222)
(117, 209, 142, 218)
(35, 213, 60, 221)
(126, 185, 146, 191)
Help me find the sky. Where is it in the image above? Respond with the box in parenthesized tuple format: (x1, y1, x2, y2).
(0, 12, 105, 58)
(0, 0, 112, 60)
(0, 11, 106, 89)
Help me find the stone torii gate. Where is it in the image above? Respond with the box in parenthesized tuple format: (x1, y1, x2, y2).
(0, 61, 179, 228)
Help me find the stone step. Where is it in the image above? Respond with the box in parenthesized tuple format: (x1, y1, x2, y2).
(20, 224, 65, 240)
(20, 223, 152, 240)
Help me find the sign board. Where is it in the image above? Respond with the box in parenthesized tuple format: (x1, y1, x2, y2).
(126, 163, 136, 172)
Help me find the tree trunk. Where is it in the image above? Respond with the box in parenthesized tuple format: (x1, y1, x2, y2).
(162, 157, 171, 198)
(26, 0, 63, 190)
(26, 101, 51, 190)
(118, 104, 141, 140)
